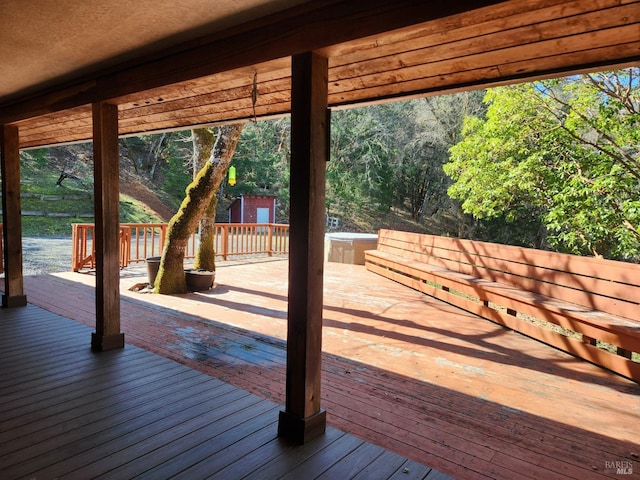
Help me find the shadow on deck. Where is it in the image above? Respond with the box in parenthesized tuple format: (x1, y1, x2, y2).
(9, 258, 640, 479)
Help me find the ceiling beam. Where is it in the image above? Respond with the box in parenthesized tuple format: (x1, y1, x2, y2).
(0, 0, 505, 124)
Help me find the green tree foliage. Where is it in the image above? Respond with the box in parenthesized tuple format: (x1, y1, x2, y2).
(128, 132, 193, 210)
(328, 93, 484, 225)
(231, 119, 291, 220)
(445, 69, 640, 260)
(329, 107, 394, 213)
(110, 95, 483, 233)
(393, 93, 485, 226)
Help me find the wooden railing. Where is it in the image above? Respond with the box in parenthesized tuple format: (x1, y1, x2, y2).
(71, 222, 290, 272)
(365, 230, 640, 381)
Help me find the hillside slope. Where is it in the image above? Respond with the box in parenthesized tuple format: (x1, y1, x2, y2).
(22, 143, 443, 236)
(119, 169, 175, 222)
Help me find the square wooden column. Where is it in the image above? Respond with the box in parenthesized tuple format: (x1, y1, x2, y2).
(91, 102, 124, 351)
(278, 51, 328, 443)
(0, 124, 27, 308)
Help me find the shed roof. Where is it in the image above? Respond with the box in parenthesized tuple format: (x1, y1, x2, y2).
(1, 0, 638, 148)
(228, 194, 278, 209)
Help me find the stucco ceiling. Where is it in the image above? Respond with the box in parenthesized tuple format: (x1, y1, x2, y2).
(0, 0, 307, 101)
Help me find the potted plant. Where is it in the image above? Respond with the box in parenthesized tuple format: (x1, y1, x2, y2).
(184, 269, 215, 291)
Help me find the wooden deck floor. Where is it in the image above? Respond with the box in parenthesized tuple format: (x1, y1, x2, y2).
(11, 258, 640, 479)
(0, 303, 442, 480)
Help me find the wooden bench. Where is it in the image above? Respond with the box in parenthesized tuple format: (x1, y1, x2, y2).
(364, 229, 640, 382)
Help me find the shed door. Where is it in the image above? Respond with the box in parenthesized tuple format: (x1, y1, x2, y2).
(256, 207, 270, 224)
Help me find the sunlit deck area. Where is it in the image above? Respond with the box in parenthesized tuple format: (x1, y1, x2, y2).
(5, 258, 640, 479)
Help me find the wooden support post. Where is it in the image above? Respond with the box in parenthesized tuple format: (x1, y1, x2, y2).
(91, 102, 124, 351)
(0, 124, 27, 308)
(278, 51, 328, 444)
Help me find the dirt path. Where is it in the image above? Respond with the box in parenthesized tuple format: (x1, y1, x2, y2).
(21, 237, 72, 275)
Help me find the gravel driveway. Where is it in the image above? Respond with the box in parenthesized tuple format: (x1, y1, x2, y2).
(21, 237, 73, 275)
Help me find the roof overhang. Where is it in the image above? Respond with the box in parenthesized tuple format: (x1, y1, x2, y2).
(1, 0, 639, 149)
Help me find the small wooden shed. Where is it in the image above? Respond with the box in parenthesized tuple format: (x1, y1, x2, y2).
(228, 194, 277, 223)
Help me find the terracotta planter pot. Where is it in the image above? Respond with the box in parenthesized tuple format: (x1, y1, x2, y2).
(184, 269, 215, 291)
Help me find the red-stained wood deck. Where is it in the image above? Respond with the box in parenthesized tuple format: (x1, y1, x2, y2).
(13, 258, 640, 479)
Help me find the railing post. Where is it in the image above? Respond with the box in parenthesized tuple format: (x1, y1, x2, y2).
(148, 225, 154, 258)
(120, 227, 131, 268)
(0, 224, 4, 274)
(268, 224, 274, 256)
(88, 224, 95, 270)
(222, 224, 229, 260)
(160, 224, 167, 254)
(71, 224, 78, 271)
(72, 223, 96, 271)
(83, 225, 87, 269)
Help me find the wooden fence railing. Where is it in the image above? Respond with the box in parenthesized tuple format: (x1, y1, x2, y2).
(71, 222, 290, 272)
(365, 230, 640, 381)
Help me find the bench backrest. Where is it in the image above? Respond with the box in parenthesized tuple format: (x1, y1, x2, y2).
(376, 229, 640, 321)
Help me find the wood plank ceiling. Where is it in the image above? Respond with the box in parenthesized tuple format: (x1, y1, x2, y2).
(3, 0, 640, 149)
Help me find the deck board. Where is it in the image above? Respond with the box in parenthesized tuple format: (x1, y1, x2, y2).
(7, 258, 640, 478)
(0, 304, 440, 480)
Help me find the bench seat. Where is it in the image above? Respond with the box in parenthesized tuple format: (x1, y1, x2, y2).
(365, 231, 640, 382)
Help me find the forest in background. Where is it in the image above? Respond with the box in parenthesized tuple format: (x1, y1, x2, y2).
(19, 68, 639, 262)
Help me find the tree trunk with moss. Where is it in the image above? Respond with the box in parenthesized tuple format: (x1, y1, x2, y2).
(193, 130, 218, 272)
(194, 194, 218, 270)
(155, 124, 243, 294)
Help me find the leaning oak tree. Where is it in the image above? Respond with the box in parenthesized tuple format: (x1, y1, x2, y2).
(154, 123, 243, 294)
(192, 128, 217, 273)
